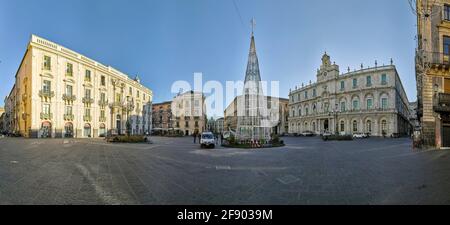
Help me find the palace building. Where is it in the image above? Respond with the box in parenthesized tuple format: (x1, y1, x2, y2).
(3, 34, 153, 138)
(415, 0, 450, 148)
(288, 53, 411, 137)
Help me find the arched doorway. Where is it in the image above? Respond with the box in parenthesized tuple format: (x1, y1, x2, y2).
(116, 115, 121, 135)
(64, 122, 74, 138)
(84, 123, 91, 138)
(366, 120, 372, 134)
(99, 123, 106, 137)
(41, 121, 52, 138)
(381, 119, 387, 136)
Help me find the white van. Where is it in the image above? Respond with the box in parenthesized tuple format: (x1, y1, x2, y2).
(200, 132, 215, 148)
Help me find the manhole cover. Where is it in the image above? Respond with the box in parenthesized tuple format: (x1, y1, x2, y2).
(277, 175, 300, 184)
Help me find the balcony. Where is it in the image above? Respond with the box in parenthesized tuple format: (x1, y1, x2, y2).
(420, 51, 450, 69)
(434, 93, 450, 112)
(109, 101, 124, 108)
(39, 90, 55, 98)
(40, 112, 52, 120)
(62, 94, 76, 101)
(82, 97, 94, 104)
(83, 115, 92, 122)
(64, 114, 74, 121)
(98, 99, 108, 107)
(99, 117, 107, 122)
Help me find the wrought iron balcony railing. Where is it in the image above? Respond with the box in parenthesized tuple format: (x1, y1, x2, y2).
(40, 112, 52, 120)
(83, 115, 92, 122)
(420, 51, 450, 66)
(39, 90, 55, 98)
(98, 99, 108, 107)
(434, 93, 450, 112)
(99, 117, 107, 122)
(82, 97, 94, 104)
(109, 101, 124, 108)
(64, 114, 74, 121)
(62, 94, 76, 101)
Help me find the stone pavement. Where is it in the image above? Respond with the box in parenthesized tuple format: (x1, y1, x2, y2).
(0, 136, 449, 204)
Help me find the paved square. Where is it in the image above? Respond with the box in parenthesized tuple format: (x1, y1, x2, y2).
(0, 136, 449, 204)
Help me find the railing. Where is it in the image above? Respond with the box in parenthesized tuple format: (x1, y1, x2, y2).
(438, 93, 450, 106)
(64, 114, 74, 121)
(39, 90, 55, 98)
(82, 97, 94, 104)
(40, 113, 52, 120)
(421, 51, 450, 66)
(98, 100, 108, 107)
(62, 94, 76, 101)
(83, 115, 92, 122)
(99, 117, 107, 122)
(109, 101, 124, 108)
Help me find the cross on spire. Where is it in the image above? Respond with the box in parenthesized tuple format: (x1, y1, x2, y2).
(251, 18, 256, 35)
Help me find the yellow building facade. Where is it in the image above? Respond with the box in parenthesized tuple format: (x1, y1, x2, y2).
(416, 0, 450, 148)
(4, 35, 153, 138)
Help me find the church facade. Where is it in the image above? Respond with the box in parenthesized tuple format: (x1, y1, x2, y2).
(288, 53, 411, 137)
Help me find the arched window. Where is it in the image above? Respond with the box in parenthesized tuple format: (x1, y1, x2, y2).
(352, 120, 358, 132)
(298, 108, 302, 117)
(305, 107, 309, 115)
(340, 121, 345, 132)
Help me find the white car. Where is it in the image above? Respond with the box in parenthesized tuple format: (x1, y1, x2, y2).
(352, 133, 367, 138)
(200, 132, 215, 148)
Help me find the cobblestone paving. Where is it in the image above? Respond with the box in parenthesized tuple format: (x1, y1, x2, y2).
(0, 136, 449, 205)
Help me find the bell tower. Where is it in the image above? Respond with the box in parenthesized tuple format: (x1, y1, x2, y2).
(317, 52, 339, 82)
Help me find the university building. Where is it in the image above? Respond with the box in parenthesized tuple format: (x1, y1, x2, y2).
(3, 35, 153, 138)
(288, 53, 411, 137)
(415, 0, 450, 148)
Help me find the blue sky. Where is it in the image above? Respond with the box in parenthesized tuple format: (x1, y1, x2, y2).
(0, 0, 417, 114)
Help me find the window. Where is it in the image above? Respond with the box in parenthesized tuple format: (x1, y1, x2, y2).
(366, 98, 373, 110)
(143, 93, 146, 101)
(65, 106, 72, 115)
(340, 102, 346, 112)
(381, 74, 387, 85)
(85, 89, 91, 99)
(305, 107, 309, 115)
(137, 90, 140, 98)
(43, 56, 51, 70)
(444, 36, 450, 60)
(100, 109, 105, 118)
(366, 120, 372, 133)
(85, 70, 91, 82)
(313, 89, 316, 97)
(43, 104, 50, 114)
(381, 98, 388, 109)
(43, 80, 51, 93)
(340, 81, 345, 90)
(445, 5, 450, 21)
(340, 121, 345, 132)
(100, 93, 106, 102)
(129, 87, 132, 96)
(85, 108, 91, 116)
(195, 121, 199, 127)
(366, 76, 372, 87)
(352, 100, 359, 110)
(101, 76, 106, 86)
(324, 103, 329, 113)
(194, 100, 199, 107)
(185, 121, 189, 127)
(353, 120, 358, 132)
(298, 108, 302, 116)
(115, 93, 121, 103)
(66, 85, 73, 96)
(304, 91, 308, 99)
(352, 78, 358, 88)
(66, 63, 73, 76)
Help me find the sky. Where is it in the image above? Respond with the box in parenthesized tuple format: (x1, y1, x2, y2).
(0, 0, 418, 117)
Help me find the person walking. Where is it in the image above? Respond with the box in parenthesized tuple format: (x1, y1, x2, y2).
(193, 132, 197, 143)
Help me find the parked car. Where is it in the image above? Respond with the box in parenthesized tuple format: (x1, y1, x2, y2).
(322, 131, 333, 137)
(352, 133, 367, 138)
(200, 132, 215, 148)
(301, 131, 315, 137)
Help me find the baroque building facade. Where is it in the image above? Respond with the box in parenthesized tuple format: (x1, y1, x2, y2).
(288, 53, 411, 137)
(170, 91, 207, 136)
(3, 35, 153, 138)
(415, 0, 450, 148)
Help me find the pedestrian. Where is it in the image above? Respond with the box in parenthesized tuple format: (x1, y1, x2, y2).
(193, 132, 197, 143)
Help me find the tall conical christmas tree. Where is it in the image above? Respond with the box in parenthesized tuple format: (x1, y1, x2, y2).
(236, 25, 271, 141)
